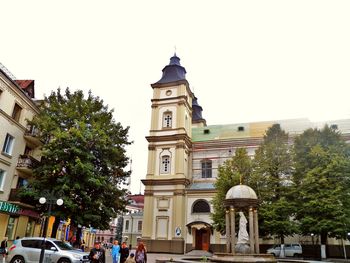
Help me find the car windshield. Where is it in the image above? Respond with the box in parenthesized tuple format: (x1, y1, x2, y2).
(53, 241, 74, 250)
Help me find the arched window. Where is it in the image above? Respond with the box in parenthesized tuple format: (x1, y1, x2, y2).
(201, 160, 212, 178)
(163, 111, 172, 128)
(161, 155, 171, 174)
(192, 200, 210, 213)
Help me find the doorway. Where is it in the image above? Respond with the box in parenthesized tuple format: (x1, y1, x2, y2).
(195, 228, 210, 251)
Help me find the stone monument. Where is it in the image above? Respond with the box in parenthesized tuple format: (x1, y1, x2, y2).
(210, 184, 276, 263)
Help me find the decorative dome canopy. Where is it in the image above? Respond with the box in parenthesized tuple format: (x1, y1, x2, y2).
(225, 185, 257, 200)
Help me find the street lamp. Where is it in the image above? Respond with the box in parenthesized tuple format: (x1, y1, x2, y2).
(39, 193, 64, 263)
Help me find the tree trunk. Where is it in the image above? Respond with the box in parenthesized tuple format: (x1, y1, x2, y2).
(280, 235, 285, 258)
(51, 217, 61, 238)
(320, 232, 327, 259)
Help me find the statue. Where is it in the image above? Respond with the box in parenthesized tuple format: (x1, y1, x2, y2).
(237, 212, 249, 244)
(235, 212, 250, 254)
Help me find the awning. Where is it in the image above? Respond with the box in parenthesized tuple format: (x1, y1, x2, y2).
(186, 221, 213, 234)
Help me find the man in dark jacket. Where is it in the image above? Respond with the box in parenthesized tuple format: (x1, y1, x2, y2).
(88, 241, 106, 263)
(120, 241, 130, 263)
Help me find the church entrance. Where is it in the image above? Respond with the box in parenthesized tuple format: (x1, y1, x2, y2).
(195, 228, 210, 251)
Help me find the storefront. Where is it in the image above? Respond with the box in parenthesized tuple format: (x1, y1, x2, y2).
(0, 200, 41, 243)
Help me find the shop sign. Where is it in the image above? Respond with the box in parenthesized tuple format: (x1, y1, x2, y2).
(0, 201, 20, 213)
(18, 208, 40, 218)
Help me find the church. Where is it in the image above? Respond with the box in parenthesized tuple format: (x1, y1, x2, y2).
(141, 54, 350, 253)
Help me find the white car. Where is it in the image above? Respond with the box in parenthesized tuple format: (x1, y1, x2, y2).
(6, 237, 89, 263)
(266, 243, 302, 257)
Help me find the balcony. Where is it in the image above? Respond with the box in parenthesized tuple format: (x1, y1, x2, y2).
(8, 188, 36, 208)
(16, 154, 39, 176)
(24, 126, 42, 146)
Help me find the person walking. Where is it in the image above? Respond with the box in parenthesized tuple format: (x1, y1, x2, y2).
(135, 242, 147, 263)
(120, 241, 129, 263)
(111, 240, 120, 263)
(88, 241, 106, 263)
(0, 238, 7, 262)
(81, 239, 86, 252)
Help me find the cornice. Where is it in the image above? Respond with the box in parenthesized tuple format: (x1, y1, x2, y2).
(142, 178, 191, 187)
(0, 109, 26, 132)
(146, 133, 192, 149)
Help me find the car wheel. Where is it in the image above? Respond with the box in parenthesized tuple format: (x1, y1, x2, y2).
(58, 258, 71, 263)
(11, 256, 25, 263)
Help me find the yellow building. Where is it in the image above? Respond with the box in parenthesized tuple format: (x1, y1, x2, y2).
(0, 63, 42, 243)
(142, 54, 350, 254)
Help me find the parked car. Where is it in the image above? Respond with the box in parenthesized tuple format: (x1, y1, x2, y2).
(6, 237, 89, 263)
(266, 243, 302, 257)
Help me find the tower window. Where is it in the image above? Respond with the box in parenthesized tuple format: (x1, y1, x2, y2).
(201, 160, 212, 178)
(192, 200, 210, 213)
(204, 129, 210, 134)
(163, 111, 172, 128)
(161, 155, 171, 174)
(238, 126, 244, 131)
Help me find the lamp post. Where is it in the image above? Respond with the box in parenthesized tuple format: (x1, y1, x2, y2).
(39, 194, 63, 263)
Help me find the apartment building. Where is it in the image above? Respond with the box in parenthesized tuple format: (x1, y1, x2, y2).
(0, 63, 41, 242)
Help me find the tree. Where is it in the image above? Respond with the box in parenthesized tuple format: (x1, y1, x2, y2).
(251, 124, 297, 244)
(211, 148, 252, 233)
(22, 88, 131, 244)
(293, 126, 350, 247)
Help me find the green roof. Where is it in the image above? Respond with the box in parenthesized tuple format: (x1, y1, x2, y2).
(192, 124, 250, 142)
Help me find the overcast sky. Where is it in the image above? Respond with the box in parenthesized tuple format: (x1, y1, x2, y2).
(1, 0, 350, 194)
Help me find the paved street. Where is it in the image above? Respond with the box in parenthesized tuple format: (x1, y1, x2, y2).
(104, 250, 184, 263)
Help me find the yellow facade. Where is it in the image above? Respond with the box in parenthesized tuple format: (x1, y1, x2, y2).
(0, 65, 41, 242)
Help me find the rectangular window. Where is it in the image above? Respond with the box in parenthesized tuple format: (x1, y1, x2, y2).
(2, 134, 15, 155)
(5, 216, 18, 240)
(0, 169, 6, 191)
(125, 220, 129, 231)
(201, 161, 212, 178)
(138, 221, 142, 232)
(12, 103, 22, 122)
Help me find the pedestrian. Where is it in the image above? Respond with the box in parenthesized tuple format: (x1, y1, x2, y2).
(81, 239, 86, 252)
(88, 241, 106, 263)
(135, 242, 147, 263)
(125, 253, 136, 263)
(0, 238, 8, 261)
(120, 241, 130, 263)
(111, 240, 120, 263)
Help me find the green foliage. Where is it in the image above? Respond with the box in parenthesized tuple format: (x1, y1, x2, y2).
(211, 148, 251, 233)
(251, 124, 297, 241)
(293, 125, 350, 242)
(22, 88, 131, 230)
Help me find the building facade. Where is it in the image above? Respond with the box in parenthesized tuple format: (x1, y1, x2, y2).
(141, 54, 350, 253)
(0, 64, 42, 243)
(122, 194, 144, 248)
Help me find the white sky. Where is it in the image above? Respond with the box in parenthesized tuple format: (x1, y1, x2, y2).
(1, 0, 350, 194)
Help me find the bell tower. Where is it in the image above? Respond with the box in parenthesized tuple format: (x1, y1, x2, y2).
(141, 54, 193, 253)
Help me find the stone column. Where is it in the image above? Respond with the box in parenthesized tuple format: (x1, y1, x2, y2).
(225, 209, 231, 253)
(254, 209, 259, 253)
(249, 207, 254, 253)
(230, 206, 235, 254)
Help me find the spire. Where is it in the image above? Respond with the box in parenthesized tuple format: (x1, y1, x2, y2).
(153, 53, 187, 84)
